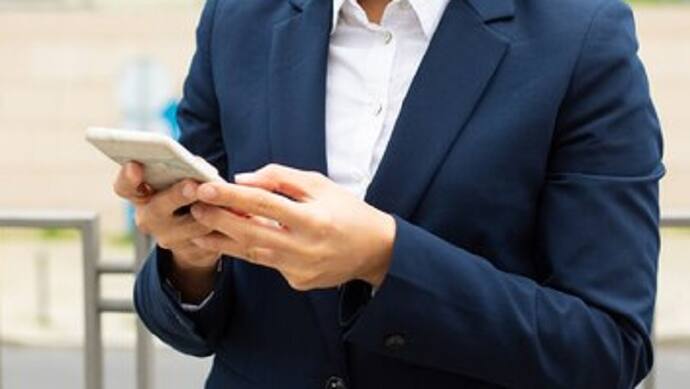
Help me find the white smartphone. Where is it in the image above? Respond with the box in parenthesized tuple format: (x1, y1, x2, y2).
(85, 127, 225, 191)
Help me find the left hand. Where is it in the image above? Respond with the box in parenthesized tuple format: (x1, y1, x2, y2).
(189, 164, 396, 290)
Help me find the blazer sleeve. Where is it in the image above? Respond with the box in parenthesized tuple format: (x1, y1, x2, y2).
(133, 0, 233, 357)
(340, 1, 664, 388)
(134, 248, 233, 357)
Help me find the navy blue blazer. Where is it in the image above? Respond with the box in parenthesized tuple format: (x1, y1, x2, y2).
(134, 0, 664, 387)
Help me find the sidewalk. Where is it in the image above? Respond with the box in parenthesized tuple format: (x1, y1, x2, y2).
(1, 343, 689, 388)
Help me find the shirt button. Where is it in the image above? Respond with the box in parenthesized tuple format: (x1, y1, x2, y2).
(382, 30, 393, 45)
(384, 333, 407, 351)
(325, 376, 347, 389)
(374, 102, 384, 116)
(399, 0, 411, 10)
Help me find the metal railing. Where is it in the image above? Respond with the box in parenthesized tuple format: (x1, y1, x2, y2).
(642, 213, 690, 389)
(0, 210, 153, 389)
(1, 210, 689, 389)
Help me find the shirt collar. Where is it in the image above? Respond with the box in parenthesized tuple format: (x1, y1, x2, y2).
(331, 0, 451, 39)
(331, 0, 348, 34)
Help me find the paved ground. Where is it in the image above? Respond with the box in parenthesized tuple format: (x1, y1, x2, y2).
(1, 345, 211, 389)
(1, 344, 689, 388)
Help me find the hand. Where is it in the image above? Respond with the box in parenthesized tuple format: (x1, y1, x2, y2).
(189, 164, 396, 290)
(113, 162, 221, 302)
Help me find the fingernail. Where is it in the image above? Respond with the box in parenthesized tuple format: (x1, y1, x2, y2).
(234, 172, 255, 183)
(182, 183, 195, 199)
(199, 185, 217, 199)
(136, 183, 150, 195)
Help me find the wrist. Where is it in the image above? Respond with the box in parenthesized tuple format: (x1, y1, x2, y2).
(169, 251, 221, 303)
(360, 212, 396, 287)
(171, 247, 220, 268)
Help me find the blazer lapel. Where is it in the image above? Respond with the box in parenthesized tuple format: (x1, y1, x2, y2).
(268, 0, 332, 175)
(365, 0, 511, 219)
(269, 0, 346, 372)
(265, 0, 512, 370)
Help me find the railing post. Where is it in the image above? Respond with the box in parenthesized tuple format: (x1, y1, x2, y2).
(135, 233, 154, 389)
(82, 216, 102, 389)
(0, 282, 3, 389)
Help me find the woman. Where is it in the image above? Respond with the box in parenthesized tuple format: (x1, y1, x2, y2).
(116, 0, 664, 387)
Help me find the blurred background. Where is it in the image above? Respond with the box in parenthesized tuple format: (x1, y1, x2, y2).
(0, 0, 688, 388)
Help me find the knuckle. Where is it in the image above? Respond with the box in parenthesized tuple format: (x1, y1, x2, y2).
(287, 276, 310, 291)
(292, 270, 320, 291)
(263, 163, 280, 174)
(259, 163, 290, 182)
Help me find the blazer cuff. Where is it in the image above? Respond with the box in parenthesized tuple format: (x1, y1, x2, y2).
(154, 246, 233, 340)
(162, 259, 224, 312)
(339, 215, 473, 360)
(339, 280, 373, 327)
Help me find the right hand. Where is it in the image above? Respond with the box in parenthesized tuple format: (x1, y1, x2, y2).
(113, 162, 221, 302)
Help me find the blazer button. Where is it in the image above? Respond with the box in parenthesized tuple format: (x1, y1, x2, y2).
(325, 376, 347, 389)
(384, 333, 406, 351)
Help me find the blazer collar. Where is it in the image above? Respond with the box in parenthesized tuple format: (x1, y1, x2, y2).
(363, 0, 510, 218)
(330, 0, 453, 39)
(466, 0, 515, 22)
(289, 0, 517, 24)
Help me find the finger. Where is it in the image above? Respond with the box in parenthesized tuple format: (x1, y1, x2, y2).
(234, 163, 324, 200)
(191, 203, 296, 253)
(196, 182, 307, 226)
(156, 217, 214, 250)
(148, 179, 199, 217)
(192, 232, 280, 267)
(113, 162, 151, 200)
